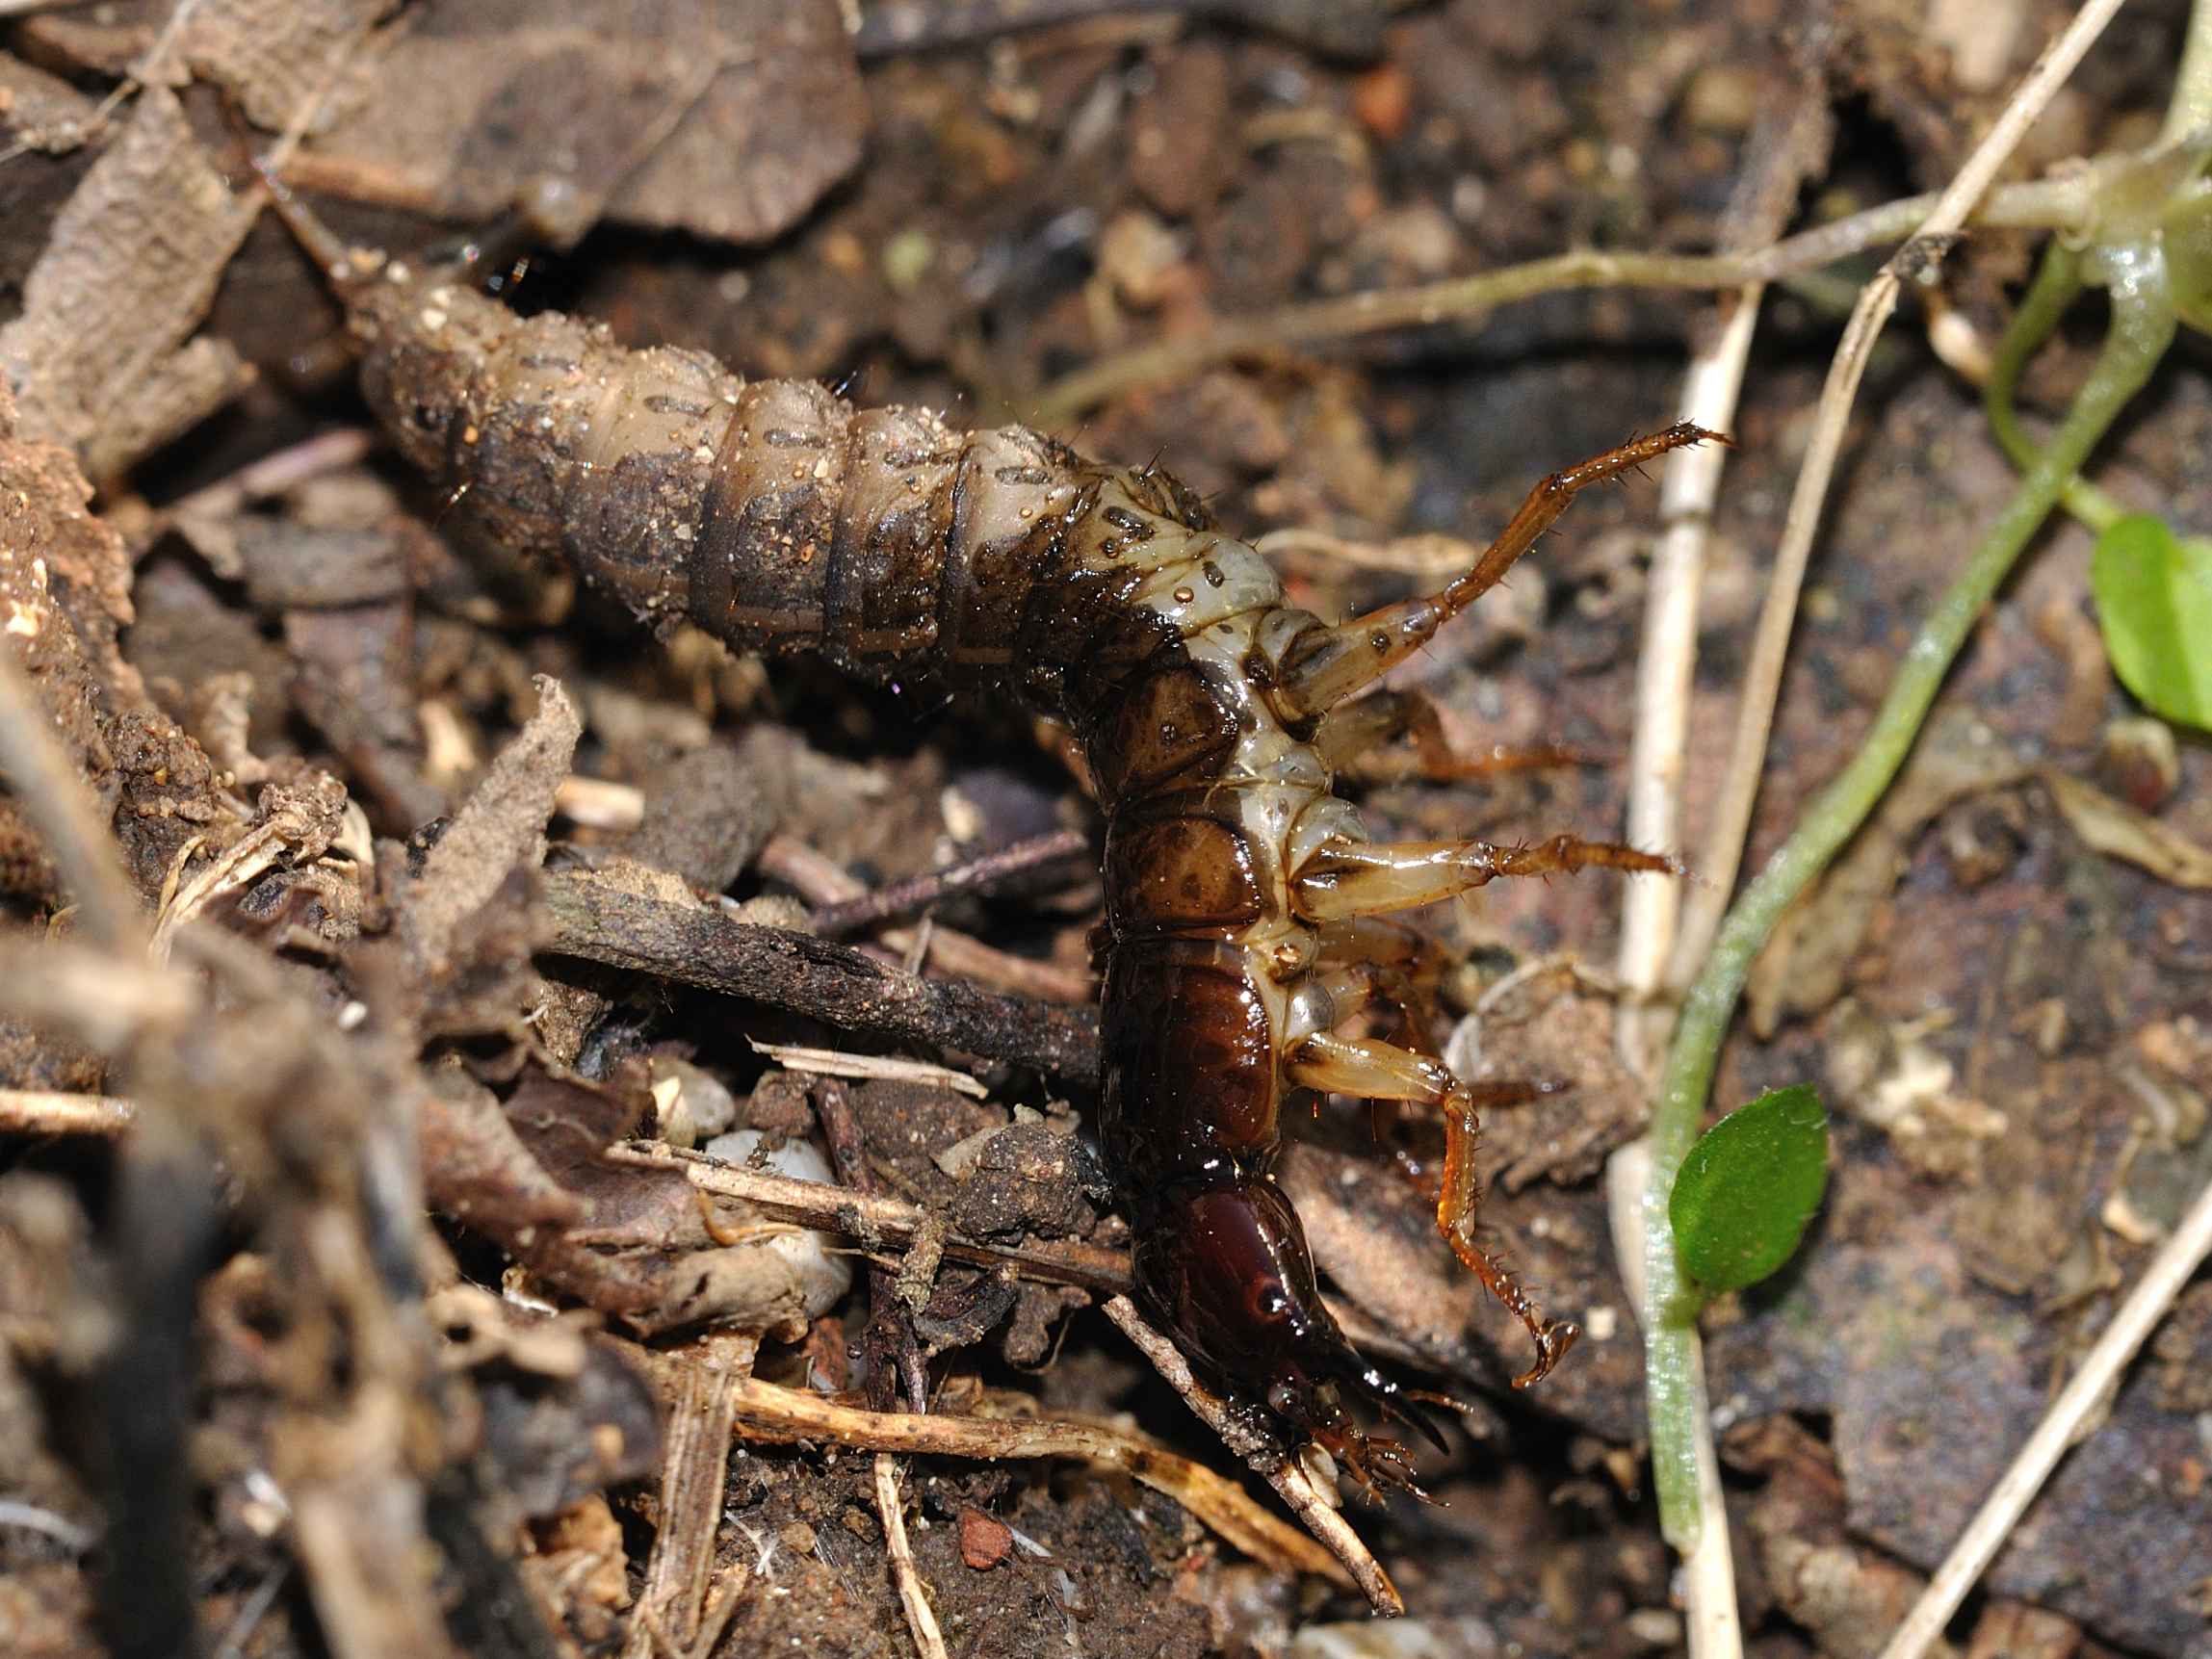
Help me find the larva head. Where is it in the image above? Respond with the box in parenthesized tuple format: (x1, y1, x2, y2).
(257, 162, 487, 476)
(347, 276, 508, 478)
(1135, 1182, 1447, 1499)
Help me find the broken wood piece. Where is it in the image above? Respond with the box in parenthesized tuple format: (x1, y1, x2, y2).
(541, 868, 1101, 1078)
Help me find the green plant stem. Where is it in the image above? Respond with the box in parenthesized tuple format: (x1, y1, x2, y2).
(2166, 0, 2212, 143)
(1027, 176, 2097, 420)
(1984, 241, 2128, 533)
(1637, 262, 2177, 1548)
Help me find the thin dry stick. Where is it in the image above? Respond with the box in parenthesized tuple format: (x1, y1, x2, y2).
(1665, 0, 2134, 991)
(1104, 1293, 1402, 1616)
(1617, 90, 1829, 1078)
(758, 836, 1095, 1004)
(811, 828, 1090, 937)
(1027, 176, 2095, 420)
(1616, 290, 1763, 1080)
(0, 1090, 135, 1136)
(875, 1455, 949, 1659)
(713, 1368, 1345, 1580)
(1613, 97, 1829, 1656)
(1873, 1169, 2212, 1659)
(157, 428, 377, 543)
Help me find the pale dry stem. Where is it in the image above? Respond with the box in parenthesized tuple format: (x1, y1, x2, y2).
(876, 1455, 949, 1659)
(1664, 0, 2136, 990)
(602, 1140, 1130, 1291)
(0, 1089, 135, 1136)
(1873, 1168, 2212, 1659)
(1615, 288, 1763, 1080)
(758, 834, 1095, 1004)
(711, 1364, 1348, 1585)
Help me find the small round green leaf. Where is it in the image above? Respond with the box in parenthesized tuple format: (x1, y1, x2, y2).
(1669, 1084, 1830, 1295)
(2091, 513, 2212, 731)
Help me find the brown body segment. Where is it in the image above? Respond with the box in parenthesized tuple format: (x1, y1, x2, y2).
(289, 203, 1707, 1494)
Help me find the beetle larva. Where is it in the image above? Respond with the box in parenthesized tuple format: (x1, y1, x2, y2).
(275, 184, 1706, 1492)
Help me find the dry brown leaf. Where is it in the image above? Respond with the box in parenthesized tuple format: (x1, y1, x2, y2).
(0, 87, 257, 478)
(291, 0, 864, 246)
(178, 0, 401, 131)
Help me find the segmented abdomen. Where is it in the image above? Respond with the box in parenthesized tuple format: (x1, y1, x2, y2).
(354, 277, 1276, 713)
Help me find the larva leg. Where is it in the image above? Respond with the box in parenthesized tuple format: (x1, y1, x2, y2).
(1275, 423, 1721, 717)
(1315, 914, 1445, 972)
(1292, 834, 1678, 920)
(1284, 962, 1384, 1044)
(1314, 915, 1449, 1051)
(1314, 689, 1594, 781)
(1287, 1031, 1575, 1387)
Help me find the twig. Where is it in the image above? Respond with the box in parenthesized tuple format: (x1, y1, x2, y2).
(208, 1566, 289, 1659)
(1616, 292, 1758, 1078)
(0, 1498, 95, 1552)
(1103, 1294, 1401, 1616)
(704, 1366, 1347, 1582)
(1027, 176, 2097, 420)
(1611, 89, 1830, 1655)
(1661, 0, 2133, 993)
(760, 836, 1095, 1004)
(1639, 103, 2170, 1552)
(1873, 1167, 2212, 1659)
(809, 829, 1089, 937)
(0, 650, 146, 950)
(1615, 79, 1826, 1076)
(875, 1455, 948, 1659)
(0, 1090, 135, 1136)
(747, 1039, 988, 1099)
(153, 428, 377, 546)
(540, 868, 1101, 1078)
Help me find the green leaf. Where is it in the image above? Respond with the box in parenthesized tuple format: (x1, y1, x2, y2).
(2091, 513, 2212, 730)
(1669, 1084, 1830, 1295)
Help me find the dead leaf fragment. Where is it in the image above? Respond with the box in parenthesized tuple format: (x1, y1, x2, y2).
(1750, 715, 2030, 1034)
(0, 87, 258, 478)
(291, 0, 865, 246)
(2043, 769, 2212, 889)
(401, 675, 580, 972)
(179, 0, 400, 132)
